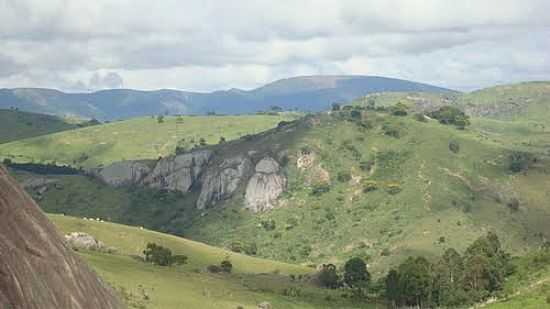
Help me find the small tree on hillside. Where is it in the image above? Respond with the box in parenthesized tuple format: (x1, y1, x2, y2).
(344, 257, 371, 296)
(157, 115, 165, 123)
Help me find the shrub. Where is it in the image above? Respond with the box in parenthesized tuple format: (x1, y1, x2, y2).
(331, 103, 341, 111)
(220, 259, 233, 273)
(207, 264, 222, 273)
(2, 158, 12, 165)
(219, 136, 226, 143)
(363, 180, 378, 193)
(311, 183, 330, 196)
(449, 140, 460, 154)
(350, 110, 362, 119)
(382, 124, 400, 138)
(507, 198, 520, 211)
(385, 183, 402, 195)
(317, 264, 340, 289)
(244, 242, 258, 255)
(390, 102, 408, 116)
(143, 243, 174, 266)
(156, 115, 164, 123)
(359, 160, 374, 172)
(172, 255, 188, 265)
(260, 219, 276, 231)
(509, 151, 534, 173)
(229, 241, 244, 253)
(337, 171, 352, 183)
(428, 106, 470, 128)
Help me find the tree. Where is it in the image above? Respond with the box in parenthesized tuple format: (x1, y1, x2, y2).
(220, 259, 233, 273)
(331, 103, 341, 111)
(397, 256, 433, 308)
(157, 115, 165, 123)
(428, 106, 470, 129)
(344, 257, 370, 296)
(390, 102, 408, 116)
(143, 243, 173, 266)
(317, 264, 340, 289)
(366, 98, 376, 110)
(385, 269, 399, 308)
(433, 248, 466, 307)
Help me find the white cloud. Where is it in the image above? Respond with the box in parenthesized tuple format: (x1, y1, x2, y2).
(0, 0, 549, 92)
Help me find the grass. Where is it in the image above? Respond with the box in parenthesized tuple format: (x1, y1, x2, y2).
(50, 214, 376, 309)
(0, 114, 296, 168)
(0, 109, 76, 143)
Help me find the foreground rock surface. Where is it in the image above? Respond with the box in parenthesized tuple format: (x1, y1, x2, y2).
(0, 165, 122, 309)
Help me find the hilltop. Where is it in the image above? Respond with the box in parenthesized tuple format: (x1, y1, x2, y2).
(0, 75, 454, 120)
(0, 108, 76, 143)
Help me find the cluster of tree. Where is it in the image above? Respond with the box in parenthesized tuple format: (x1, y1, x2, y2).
(428, 106, 471, 129)
(76, 118, 101, 128)
(143, 243, 188, 267)
(3, 160, 81, 175)
(206, 257, 233, 274)
(509, 151, 535, 173)
(317, 257, 371, 297)
(384, 232, 513, 308)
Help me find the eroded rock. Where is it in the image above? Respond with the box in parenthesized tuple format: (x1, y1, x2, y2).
(245, 157, 286, 212)
(98, 160, 151, 187)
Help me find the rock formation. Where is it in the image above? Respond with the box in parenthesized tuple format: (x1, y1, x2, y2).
(245, 157, 286, 212)
(97, 160, 151, 187)
(0, 165, 122, 309)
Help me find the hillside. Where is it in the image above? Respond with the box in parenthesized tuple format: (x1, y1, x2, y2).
(0, 114, 295, 168)
(0, 108, 76, 143)
(0, 166, 122, 309)
(49, 214, 374, 309)
(0, 75, 454, 120)
(14, 101, 550, 279)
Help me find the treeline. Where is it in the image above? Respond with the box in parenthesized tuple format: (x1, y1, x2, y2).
(384, 232, 513, 308)
(2, 159, 81, 175)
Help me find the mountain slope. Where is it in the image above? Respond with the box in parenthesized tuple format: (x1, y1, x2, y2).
(0, 108, 76, 143)
(0, 165, 122, 309)
(0, 75, 454, 120)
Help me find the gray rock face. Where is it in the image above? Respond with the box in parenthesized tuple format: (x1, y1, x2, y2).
(143, 150, 212, 192)
(245, 157, 286, 212)
(65, 232, 106, 251)
(98, 161, 151, 187)
(197, 156, 253, 209)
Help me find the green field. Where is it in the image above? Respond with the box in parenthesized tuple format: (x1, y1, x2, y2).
(0, 109, 76, 143)
(50, 215, 375, 309)
(0, 114, 296, 168)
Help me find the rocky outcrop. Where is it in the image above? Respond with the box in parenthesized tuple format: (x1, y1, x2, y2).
(142, 150, 212, 192)
(245, 157, 286, 212)
(197, 156, 253, 209)
(0, 165, 122, 309)
(65, 232, 110, 252)
(98, 160, 151, 187)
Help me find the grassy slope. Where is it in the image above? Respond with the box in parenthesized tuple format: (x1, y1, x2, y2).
(50, 215, 373, 309)
(183, 112, 550, 276)
(0, 114, 295, 168)
(0, 109, 76, 143)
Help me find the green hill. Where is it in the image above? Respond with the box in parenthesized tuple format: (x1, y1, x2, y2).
(0, 114, 295, 167)
(0, 109, 76, 144)
(50, 214, 373, 309)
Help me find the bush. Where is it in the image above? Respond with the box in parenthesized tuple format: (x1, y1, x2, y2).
(172, 255, 188, 265)
(382, 124, 400, 138)
(363, 180, 378, 193)
(317, 264, 340, 289)
(311, 183, 330, 196)
(507, 198, 520, 211)
(156, 115, 164, 123)
(414, 113, 428, 122)
(449, 140, 460, 154)
(359, 160, 374, 172)
(260, 219, 276, 231)
(428, 106, 470, 128)
(509, 151, 534, 173)
(220, 259, 233, 273)
(2, 158, 12, 165)
(331, 103, 341, 111)
(385, 183, 402, 195)
(207, 264, 222, 273)
(143, 243, 174, 266)
(337, 171, 352, 183)
(390, 102, 408, 116)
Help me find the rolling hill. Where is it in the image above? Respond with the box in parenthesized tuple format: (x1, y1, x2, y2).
(0, 75, 454, 120)
(0, 108, 77, 143)
(49, 214, 374, 309)
(0, 113, 296, 168)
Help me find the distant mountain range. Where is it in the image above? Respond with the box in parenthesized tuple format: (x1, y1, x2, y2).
(0, 75, 455, 120)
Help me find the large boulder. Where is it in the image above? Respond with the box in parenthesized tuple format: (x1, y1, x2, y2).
(245, 157, 286, 212)
(0, 165, 122, 309)
(65, 232, 107, 251)
(197, 155, 253, 209)
(143, 150, 212, 192)
(97, 160, 151, 187)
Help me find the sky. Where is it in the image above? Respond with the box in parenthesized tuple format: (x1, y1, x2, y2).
(0, 0, 549, 92)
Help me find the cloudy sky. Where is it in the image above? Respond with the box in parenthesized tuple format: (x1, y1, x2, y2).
(1, 0, 549, 92)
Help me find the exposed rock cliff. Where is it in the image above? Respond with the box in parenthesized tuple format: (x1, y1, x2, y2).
(0, 165, 122, 309)
(197, 155, 253, 209)
(142, 150, 212, 192)
(97, 160, 151, 187)
(245, 157, 287, 212)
